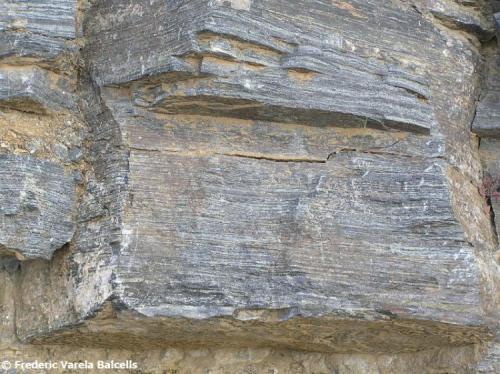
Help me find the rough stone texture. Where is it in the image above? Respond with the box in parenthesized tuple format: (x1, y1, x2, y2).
(0, 154, 76, 260)
(472, 44, 500, 137)
(0, 343, 486, 374)
(0, 67, 77, 114)
(0, 0, 77, 64)
(0, 0, 499, 372)
(425, 0, 496, 40)
(471, 3, 500, 371)
(120, 151, 481, 325)
(86, 0, 441, 133)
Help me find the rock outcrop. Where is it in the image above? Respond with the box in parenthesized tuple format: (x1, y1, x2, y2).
(0, 0, 499, 373)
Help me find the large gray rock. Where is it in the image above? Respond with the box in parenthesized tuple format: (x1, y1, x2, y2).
(0, 0, 498, 372)
(12, 0, 494, 347)
(472, 43, 500, 138)
(473, 91, 500, 138)
(120, 151, 481, 325)
(85, 0, 442, 133)
(0, 0, 79, 261)
(0, 0, 77, 63)
(0, 154, 76, 260)
(0, 67, 77, 113)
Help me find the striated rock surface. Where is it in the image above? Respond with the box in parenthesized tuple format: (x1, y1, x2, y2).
(0, 0, 499, 372)
(0, 155, 76, 260)
(0, 0, 77, 64)
(86, 0, 440, 132)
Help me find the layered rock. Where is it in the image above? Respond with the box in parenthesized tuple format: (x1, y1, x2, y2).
(0, 0, 499, 372)
(0, 155, 76, 260)
(471, 5, 500, 370)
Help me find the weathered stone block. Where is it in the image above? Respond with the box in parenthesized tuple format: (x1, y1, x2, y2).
(423, 0, 495, 40)
(0, 0, 76, 63)
(118, 151, 482, 326)
(0, 154, 76, 260)
(16, 145, 491, 353)
(0, 0, 498, 371)
(473, 91, 500, 138)
(0, 67, 77, 113)
(86, 0, 442, 133)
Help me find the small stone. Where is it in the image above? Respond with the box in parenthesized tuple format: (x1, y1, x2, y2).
(69, 147, 83, 162)
(26, 139, 44, 154)
(72, 170, 84, 184)
(52, 143, 69, 162)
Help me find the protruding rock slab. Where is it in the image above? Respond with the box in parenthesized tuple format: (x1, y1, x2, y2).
(114, 151, 484, 328)
(29, 307, 490, 354)
(0, 67, 77, 113)
(15, 147, 491, 353)
(472, 42, 500, 138)
(0, 0, 495, 368)
(423, 0, 495, 40)
(86, 0, 439, 133)
(0, 0, 76, 63)
(0, 154, 76, 260)
(473, 91, 500, 138)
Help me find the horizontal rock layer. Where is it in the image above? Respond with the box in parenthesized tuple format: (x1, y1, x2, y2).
(86, 0, 442, 133)
(0, 0, 499, 372)
(0, 0, 76, 63)
(119, 151, 481, 325)
(0, 67, 76, 113)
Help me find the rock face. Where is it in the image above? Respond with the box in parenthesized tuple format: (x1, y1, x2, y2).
(88, 0, 438, 133)
(0, 0, 499, 373)
(0, 155, 76, 260)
